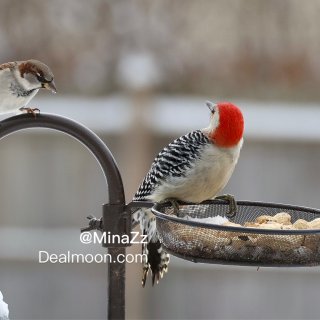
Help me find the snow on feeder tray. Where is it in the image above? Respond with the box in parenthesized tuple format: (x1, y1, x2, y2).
(151, 199, 320, 267)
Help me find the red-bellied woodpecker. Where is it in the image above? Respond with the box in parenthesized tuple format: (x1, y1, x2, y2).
(132, 101, 244, 286)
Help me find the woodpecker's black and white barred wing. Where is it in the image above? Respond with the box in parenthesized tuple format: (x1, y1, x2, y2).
(133, 130, 210, 201)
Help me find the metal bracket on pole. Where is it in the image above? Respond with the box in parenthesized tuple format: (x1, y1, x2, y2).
(102, 203, 131, 247)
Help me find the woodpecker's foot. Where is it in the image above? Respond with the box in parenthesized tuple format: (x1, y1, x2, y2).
(215, 194, 237, 218)
(19, 107, 40, 118)
(159, 198, 182, 216)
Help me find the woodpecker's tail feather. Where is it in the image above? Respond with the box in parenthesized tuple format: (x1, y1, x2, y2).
(141, 236, 170, 287)
(132, 208, 170, 287)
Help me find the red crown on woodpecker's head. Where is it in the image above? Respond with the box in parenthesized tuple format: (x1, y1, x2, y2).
(208, 102, 244, 148)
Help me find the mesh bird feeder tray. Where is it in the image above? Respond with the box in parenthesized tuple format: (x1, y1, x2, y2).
(152, 200, 320, 267)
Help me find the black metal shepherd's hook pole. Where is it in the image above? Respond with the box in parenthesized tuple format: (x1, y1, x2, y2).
(0, 113, 130, 320)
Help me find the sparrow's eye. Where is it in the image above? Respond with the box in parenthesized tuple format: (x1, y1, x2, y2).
(36, 74, 47, 83)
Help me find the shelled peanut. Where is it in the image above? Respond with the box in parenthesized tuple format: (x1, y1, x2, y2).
(220, 212, 320, 252)
(227, 212, 320, 230)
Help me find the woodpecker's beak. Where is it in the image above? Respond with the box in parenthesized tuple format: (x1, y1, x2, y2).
(43, 81, 57, 94)
(206, 101, 215, 113)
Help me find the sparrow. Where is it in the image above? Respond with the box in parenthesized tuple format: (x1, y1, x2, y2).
(0, 59, 56, 115)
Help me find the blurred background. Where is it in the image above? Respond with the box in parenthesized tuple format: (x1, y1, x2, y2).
(1, 0, 320, 319)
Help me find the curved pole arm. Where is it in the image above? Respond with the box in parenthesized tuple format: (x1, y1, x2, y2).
(0, 113, 125, 205)
(0, 113, 127, 320)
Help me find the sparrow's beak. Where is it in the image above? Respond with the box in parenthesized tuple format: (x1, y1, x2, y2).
(206, 101, 215, 113)
(43, 81, 57, 94)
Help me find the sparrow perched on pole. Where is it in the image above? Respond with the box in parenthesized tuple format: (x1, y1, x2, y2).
(0, 59, 56, 115)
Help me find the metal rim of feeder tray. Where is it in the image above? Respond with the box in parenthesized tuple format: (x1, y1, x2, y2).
(152, 200, 320, 235)
(152, 199, 320, 267)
